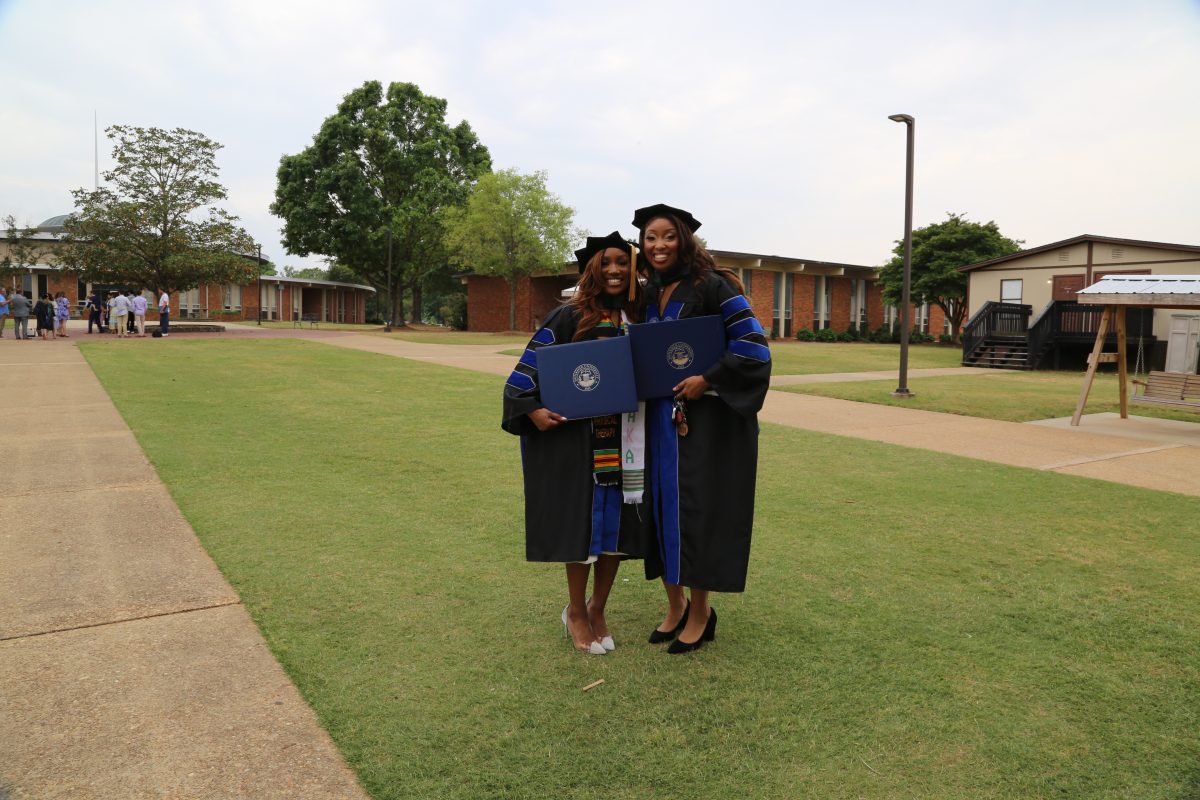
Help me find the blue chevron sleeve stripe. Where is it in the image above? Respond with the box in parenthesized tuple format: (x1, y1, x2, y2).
(720, 294, 752, 319)
(506, 369, 536, 392)
(518, 348, 537, 369)
(728, 339, 771, 363)
(531, 327, 556, 346)
(727, 316, 764, 340)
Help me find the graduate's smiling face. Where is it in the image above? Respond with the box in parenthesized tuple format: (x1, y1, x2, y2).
(599, 248, 632, 296)
(642, 218, 680, 272)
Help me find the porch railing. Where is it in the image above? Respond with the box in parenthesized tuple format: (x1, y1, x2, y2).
(962, 301, 1031, 363)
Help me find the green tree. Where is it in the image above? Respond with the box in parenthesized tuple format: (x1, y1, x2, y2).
(59, 126, 259, 293)
(878, 213, 1022, 342)
(282, 265, 332, 279)
(271, 80, 491, 326)
(1, 215, 53, 284)
(443, 169, 579, 331)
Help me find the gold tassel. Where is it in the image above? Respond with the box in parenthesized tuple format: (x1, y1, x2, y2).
(628, 243, 638, 302)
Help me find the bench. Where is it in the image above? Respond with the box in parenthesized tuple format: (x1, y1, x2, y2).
(1130, 371, 1200, 412)
(293, 313, 320, 328)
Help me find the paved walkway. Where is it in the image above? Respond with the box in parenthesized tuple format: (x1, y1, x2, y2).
(0, 337, 368, 799)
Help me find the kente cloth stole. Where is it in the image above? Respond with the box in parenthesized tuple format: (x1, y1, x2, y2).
(588, 316, 646, 503)
(590, 320, 622, 486)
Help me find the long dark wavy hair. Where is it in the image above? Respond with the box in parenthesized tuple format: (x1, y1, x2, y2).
(638, 212, 745, 294)
(570, 246, 645, 341)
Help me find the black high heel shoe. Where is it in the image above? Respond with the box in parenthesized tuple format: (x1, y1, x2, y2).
(648, 601, 690, 644)
(667, 608, 716, 654)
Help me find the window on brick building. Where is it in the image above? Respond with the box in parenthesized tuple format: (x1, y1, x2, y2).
(812, 275, 831, 330)
(223, 284, 242, 311)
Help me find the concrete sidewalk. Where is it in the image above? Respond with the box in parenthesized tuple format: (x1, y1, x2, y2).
(0, 340, 368, 799)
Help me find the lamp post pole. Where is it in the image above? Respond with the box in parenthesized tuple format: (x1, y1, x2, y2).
(256, 243, 262, 326)
(385, 228, 393, 333)
(888, 113, 915, 398)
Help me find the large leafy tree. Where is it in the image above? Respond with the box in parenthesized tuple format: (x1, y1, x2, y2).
(59, 126, 259, 293)
(443, 169, 580, 331)
(878, 213, 1022, 341)
(271, 80, 491, 325)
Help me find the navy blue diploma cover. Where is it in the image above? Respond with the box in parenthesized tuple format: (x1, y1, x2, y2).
(628, 315, 726, 399)
(537, 335, 638, 418)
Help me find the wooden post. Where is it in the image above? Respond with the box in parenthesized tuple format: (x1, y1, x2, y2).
(1115, 306, 1128, 419)
(1071, 305, 1112, 426)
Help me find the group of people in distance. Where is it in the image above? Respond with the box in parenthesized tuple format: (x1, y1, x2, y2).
(84, 289, 151, 338)
(0, 289, 71, 340)
(0, 286, 171, 340)
(503, 203, 771, 655)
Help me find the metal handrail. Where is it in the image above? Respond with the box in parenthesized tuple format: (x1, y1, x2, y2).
(961, 301, 1031, 363)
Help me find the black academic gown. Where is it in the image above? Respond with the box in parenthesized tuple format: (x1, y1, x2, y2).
(644, 271, 771, 592)
(502, 305, 653, 563)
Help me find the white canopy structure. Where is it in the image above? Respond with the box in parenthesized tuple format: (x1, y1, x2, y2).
(1071, 276, 1200, 424)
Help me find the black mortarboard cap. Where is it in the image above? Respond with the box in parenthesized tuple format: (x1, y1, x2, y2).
(631, 203, 701, 233)
(574, 231, 638, 274)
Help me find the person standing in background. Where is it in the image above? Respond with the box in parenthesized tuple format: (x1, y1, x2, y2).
(33, 294, 52, 340)
(54, 291, 70, 337)
(9, 289, 31, 339)
(86, 291, 103, 334)
(130, 290, 148, 337)
(0, 286, 8, 338)
(110, 290, 132, 339)
(157, 288, 169, 337)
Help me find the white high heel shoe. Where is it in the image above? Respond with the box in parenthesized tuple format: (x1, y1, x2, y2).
(562, 606, 606, 655)
(584, 597, 615, 651)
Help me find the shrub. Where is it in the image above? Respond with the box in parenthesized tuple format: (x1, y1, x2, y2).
(815, 327, 839, 343)
(795, 328, 815, 342)
(837, 330, 854, 342)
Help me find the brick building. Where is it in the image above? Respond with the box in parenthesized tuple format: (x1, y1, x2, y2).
(1, 215, 374, 324)
(464, 248, 899, 337)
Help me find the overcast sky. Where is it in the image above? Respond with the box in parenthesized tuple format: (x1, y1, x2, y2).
(2, 0, 1198, 270)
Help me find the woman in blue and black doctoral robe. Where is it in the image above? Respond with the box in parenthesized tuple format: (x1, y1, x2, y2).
(502, 232, 653, 655)
(633, 203, 771, 654)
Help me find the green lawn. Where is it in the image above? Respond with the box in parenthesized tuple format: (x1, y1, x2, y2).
(768, 340, 963, 375)
(778, 370, 1200, 424)
(79, 339, 1200, 799)
(503, 340, 964, 374)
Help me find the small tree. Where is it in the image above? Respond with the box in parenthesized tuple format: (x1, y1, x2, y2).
(878, 213, 1022, 343)
(1, 215, 52, 287)
(59, 126, 259, 293)
(443, 169, 579, 331)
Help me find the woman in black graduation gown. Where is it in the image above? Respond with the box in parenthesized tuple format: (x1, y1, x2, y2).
(502, 232, 653, 655)
(633, 203, 771, 654)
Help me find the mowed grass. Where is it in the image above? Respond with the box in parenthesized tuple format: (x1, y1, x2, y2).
(79, 339, 1200, 799)
(778, 370, 1200, 424)
(769, 339, 962, 374)
(501, 340, 964, 374)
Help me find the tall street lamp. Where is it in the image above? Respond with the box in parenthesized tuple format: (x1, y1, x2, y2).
(385, 227, 393, 333)
(256, 243, 263, 326)
(889, 113, 915, 398)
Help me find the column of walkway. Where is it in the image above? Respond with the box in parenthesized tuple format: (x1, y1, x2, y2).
(0, 341, 367, 799)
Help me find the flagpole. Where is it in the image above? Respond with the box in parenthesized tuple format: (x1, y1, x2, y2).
(94, 110, 99, 188)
